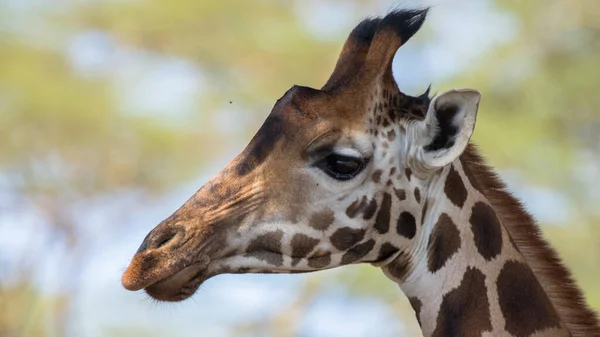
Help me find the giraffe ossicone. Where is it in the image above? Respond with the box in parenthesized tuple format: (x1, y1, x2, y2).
(121, 8, 600, 337)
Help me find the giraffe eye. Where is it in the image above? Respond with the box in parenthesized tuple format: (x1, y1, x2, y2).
(316, 154, 364, 181)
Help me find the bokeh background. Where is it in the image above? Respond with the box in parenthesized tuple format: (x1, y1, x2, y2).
(1, 0, 599, 336)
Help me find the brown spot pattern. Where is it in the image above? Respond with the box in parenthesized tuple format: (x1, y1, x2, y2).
(497, 261, 560, 337)
(330, 228, 366, 251)
(396, 212, 416, 239)
(385, 252, 412, 281)
(346, 196, 368, 218)
(374, 193, 392, 234)
(414, 187, 421, 203)
(309, 209, 335, 231)
(427, 213, 461, 273)
(408, 297, 423, 326)
(460, 157, 483, 193)
(363, 198, 378, 220)
(372, 170, 383, 183)
(341, 239, 375, 264)
(308, 252, 331, 269)
(245, 230, 284, 266)
(432, 267, 492, 337)
(470, 202, 503, 261)
(444, 165, 468, 207)
(376, 242, 399, 262)
(405, 168, 412, 181)
(462, 144, 600, 335)
(394, 188, 406, 201)
(290, 234, 320, 266)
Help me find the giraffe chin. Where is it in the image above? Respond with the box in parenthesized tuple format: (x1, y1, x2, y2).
(144, 262, 210, 302)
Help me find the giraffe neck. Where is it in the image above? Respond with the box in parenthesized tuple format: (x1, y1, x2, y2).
(381, 159, 571, 337)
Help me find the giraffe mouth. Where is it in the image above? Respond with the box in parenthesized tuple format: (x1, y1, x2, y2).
(143, 259, 212, 302)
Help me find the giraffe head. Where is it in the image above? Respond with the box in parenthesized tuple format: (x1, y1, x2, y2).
(122, 9, 481, 302)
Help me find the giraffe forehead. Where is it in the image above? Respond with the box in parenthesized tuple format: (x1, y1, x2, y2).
(235, 80, 425, 180)
(235, 104, 387, 183)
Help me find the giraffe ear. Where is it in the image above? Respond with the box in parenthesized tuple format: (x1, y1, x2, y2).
(414, 89, 481, 169)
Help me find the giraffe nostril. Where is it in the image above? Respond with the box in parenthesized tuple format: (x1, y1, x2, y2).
(156, 235, 174, 249)
(153, 228, 185, 250)
(136, 224, 186, 254)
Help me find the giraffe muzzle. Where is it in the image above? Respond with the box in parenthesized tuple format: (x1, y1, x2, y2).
(121, 221, 214, 301)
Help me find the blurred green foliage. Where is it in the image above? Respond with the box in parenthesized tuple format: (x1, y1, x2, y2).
(1, 1, 599, 336)
(0, 283, 58, 337)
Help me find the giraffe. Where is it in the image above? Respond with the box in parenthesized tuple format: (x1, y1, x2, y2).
(121, 9, 600, 337)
